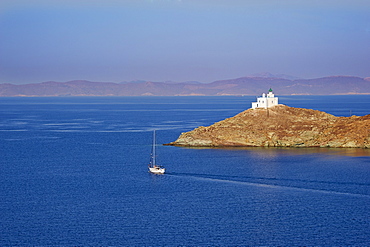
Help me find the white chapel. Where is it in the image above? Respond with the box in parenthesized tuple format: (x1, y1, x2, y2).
(251, 88, 279, 109)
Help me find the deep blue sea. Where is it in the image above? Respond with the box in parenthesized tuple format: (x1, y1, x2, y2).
(1, 96, 369, 246)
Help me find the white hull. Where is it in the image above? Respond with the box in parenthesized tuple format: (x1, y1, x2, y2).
(149, 166, 165, 174)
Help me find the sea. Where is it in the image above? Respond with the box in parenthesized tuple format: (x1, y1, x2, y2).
(0, 95, 369, 246)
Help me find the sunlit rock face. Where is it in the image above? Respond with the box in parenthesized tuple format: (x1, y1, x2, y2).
(167, 105, 370, 148)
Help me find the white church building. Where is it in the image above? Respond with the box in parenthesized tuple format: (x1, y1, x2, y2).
(251, 88, 279, 109)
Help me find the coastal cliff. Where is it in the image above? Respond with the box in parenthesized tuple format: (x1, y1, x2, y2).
(167, 105, 370, 148)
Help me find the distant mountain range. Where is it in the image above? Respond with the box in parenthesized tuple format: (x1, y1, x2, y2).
(1, 75, 369, 96)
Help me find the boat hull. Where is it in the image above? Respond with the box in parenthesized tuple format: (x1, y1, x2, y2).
(149, 167, 165, 174)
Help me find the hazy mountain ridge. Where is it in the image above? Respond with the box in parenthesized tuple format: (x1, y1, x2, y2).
(0, 76, 369, 96)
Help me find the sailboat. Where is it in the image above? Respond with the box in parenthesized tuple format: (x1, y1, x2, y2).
(148, 130, 165, 174)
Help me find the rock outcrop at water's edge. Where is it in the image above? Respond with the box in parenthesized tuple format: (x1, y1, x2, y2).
(166, 105, 370, 148)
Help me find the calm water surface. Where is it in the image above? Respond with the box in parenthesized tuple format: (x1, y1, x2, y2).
(0, 96, 369, 246)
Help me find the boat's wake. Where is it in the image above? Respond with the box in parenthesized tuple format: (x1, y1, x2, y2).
(167, 172, 370, 199)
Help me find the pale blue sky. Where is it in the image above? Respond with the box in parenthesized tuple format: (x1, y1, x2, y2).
(1, 0, 369, 84)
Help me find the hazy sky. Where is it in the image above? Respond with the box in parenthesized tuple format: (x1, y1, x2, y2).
(1, 0, 370, 84)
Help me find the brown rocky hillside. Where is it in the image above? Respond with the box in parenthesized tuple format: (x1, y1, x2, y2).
(167, 105, 370, 148)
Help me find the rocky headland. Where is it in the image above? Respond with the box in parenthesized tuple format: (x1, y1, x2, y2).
(167, 105, 370, 148)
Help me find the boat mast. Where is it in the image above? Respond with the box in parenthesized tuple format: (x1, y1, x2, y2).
(152, 130, 156, 166)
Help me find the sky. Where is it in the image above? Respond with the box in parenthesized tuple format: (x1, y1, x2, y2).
(1, 0, 370, 84)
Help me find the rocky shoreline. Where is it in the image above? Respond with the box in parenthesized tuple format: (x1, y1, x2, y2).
(166, 105, 370, 148)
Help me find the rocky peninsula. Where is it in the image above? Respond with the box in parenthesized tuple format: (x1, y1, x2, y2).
(167, 105, 370, 148)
